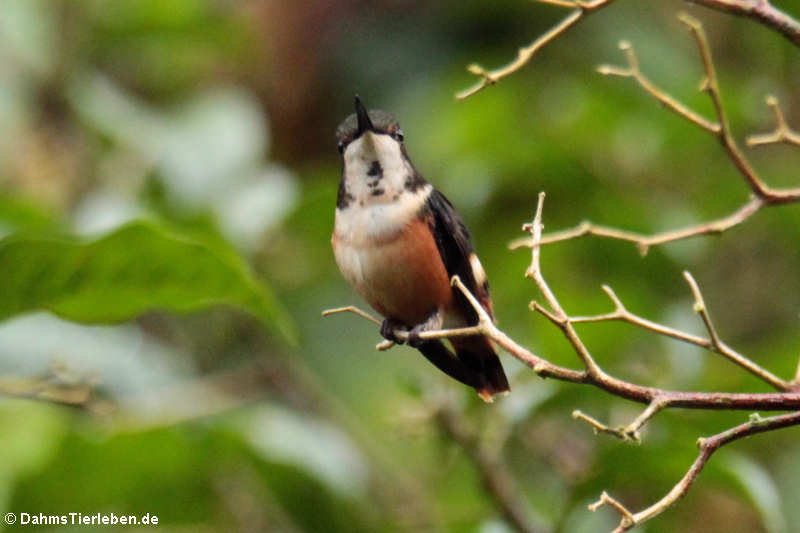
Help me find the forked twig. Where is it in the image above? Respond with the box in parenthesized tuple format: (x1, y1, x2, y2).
(591, 411, 800, 532)
(747, 95, 800, 148)
(456, 0, 614, 99)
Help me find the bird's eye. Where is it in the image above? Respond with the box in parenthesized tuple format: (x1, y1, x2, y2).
(393, 130, 404, 142)
(337, 140, 345, 154)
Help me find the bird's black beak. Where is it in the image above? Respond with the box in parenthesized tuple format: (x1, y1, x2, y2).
(354, 95, 374, 136)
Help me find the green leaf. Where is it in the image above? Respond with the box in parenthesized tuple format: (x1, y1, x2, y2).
(0, 221, 297, 345)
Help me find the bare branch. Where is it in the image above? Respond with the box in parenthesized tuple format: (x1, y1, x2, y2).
(747, 95, 800, 148)
(573, 396, 669, 443)
(687, 0, 800, 48)
(597, 40, 720, 133)
(322, 306, 382, 326)
(572, 410, 637, 442)
(509, 196, 764, 255)
(456, 0, 614, 99)
(593, 410, 800, 532)
(683, 270, 791, 390)
(589, 492, 635, 527)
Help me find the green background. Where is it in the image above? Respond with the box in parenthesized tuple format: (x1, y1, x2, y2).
(0, 0, 798, 531)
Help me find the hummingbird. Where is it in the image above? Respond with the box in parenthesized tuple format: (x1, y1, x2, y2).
(331, 96, 509, 401)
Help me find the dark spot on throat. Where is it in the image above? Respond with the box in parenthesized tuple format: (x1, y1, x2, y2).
(367, 160, 383, 179)
(337, 179, 354, 209)
(371, 188, 385, 196)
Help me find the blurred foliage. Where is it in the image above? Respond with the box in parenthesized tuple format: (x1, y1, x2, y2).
(0, 221, 295, 343)
(0, 0, 799, 532)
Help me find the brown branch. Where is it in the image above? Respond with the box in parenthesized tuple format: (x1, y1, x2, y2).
(434, 397, 544, 533)
(509, 196, 764, 256)
(590, 410, 800, 532)
(747, 95, 800, 148)
(455, 0, 614, 100)
(687, 0, 800, 48)
(324, 297, 800, 409)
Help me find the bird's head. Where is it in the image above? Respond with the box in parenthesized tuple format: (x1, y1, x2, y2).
(335, 96, 419, 207)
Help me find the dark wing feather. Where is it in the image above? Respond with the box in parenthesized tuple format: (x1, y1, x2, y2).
(422, 188, 509, 399)
(424, 189, 493, 324)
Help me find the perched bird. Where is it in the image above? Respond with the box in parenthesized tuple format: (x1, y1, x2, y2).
(331, 96, 509, 401)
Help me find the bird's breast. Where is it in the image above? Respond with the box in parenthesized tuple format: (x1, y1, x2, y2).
(333, 209, 453, 326)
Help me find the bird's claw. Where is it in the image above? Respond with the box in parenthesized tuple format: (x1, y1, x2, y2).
(407, 325, 425, 348)
(380, 318, 407, 344)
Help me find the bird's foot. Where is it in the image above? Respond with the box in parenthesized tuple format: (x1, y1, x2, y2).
(407, 324, 426, 348)
(380, 318, 408, 344)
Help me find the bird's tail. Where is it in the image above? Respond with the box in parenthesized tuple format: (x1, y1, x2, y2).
(417, 336, 509, 402)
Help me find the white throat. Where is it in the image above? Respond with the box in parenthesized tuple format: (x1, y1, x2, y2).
(342, 132, 410, 205)
(334, 132, 431, 244)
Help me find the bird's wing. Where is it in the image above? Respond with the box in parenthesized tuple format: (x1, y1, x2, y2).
(423, 188, 494, 323)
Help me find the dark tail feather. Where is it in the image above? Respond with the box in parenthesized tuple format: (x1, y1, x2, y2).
(416, 339, 480, 389)
(451, 335, 510, 402)
(417, 336, 509, 402)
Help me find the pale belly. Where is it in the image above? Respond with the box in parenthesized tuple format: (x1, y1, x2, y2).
(332, 218, 454, 326)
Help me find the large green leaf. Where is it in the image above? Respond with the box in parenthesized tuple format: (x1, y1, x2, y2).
(0, 221, 296, 344)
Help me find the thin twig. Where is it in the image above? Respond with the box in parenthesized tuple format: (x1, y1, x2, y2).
(747, 95, 800, 148)
(456, 0, 614, 99)
(509, 196, 764, 256)
(572, 396, 670, 443)
(597, 40, 720, 133)
(591, 410, 800, 532)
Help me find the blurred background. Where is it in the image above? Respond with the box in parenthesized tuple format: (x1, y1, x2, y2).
(1, 0, 799, 531)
